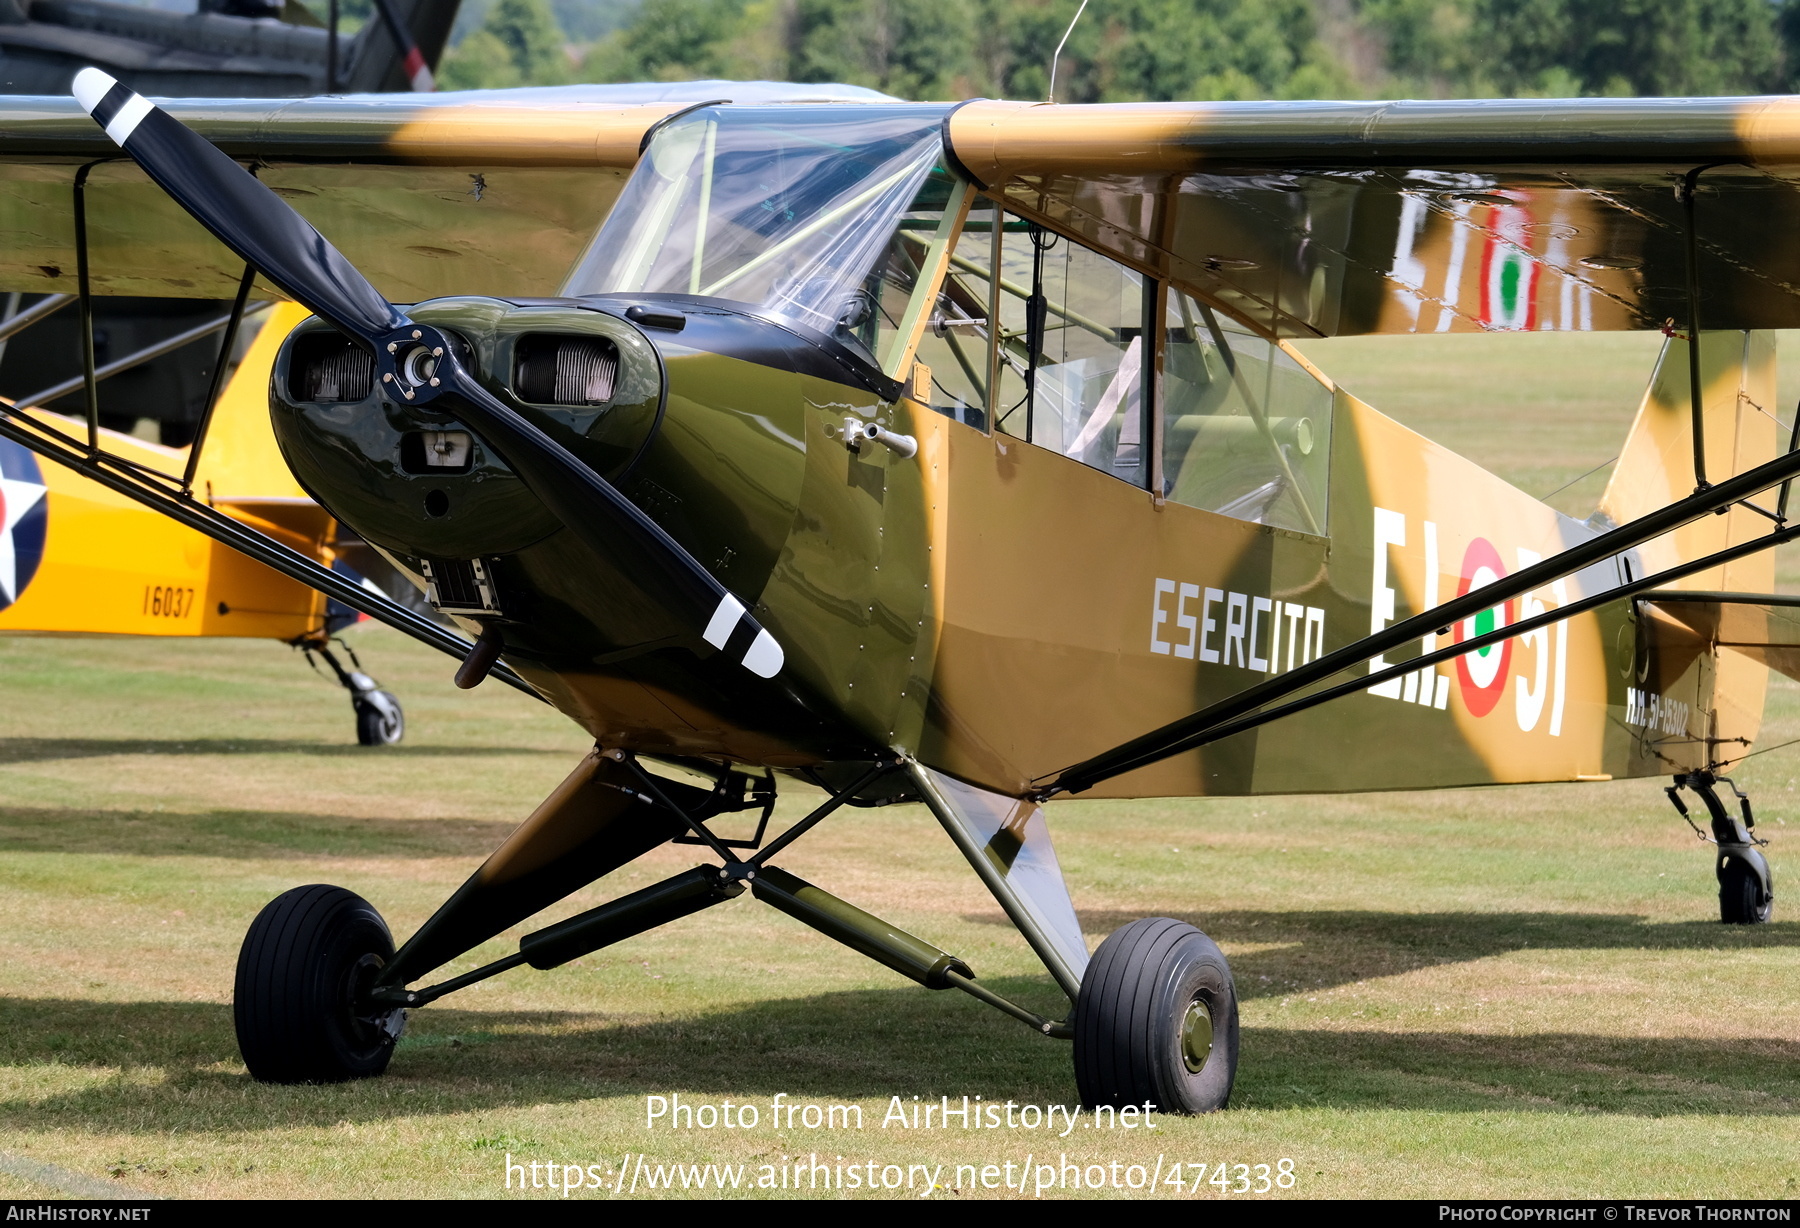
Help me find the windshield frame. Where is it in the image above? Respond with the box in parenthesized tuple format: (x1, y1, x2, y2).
(562, 103, 957, 360)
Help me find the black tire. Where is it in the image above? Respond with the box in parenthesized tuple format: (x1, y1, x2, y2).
(354, 691, 403, 746)
(234, 884, 404, 1083)
(1073, 917, 1239, 1114)
(1719, 856, 1773, 924)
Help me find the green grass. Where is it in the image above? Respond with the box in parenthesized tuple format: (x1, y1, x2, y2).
(0, 331, 1796, 1197)
(0, 623, 1791, 1199)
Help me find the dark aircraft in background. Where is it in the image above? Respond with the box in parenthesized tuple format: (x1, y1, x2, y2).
(0, 0, 453, 96)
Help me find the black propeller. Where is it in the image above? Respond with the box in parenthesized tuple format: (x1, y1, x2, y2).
(72, 69, 782, 679)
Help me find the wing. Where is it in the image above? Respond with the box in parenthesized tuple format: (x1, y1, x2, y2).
(0, 82, 891, 302)
(946, 97, 1800, 337)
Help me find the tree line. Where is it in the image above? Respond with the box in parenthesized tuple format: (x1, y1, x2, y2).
(436, 0, 1800, 100)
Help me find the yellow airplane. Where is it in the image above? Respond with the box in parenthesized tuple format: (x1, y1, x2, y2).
(0, 301, 407, 743)
(5, 77, 1800, 1113)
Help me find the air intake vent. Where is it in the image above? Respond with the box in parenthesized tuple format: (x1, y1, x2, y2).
(290, 332, 375, 402)
(514, 334, 619, 406)
(421, 557, 500, 615)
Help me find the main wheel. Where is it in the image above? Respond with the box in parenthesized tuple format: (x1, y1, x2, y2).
(354, 691, 404, 746)
(1073, 917, 1239, 1114)
(1719, 855, 1773, 924)
(234, 884, 405, 1083)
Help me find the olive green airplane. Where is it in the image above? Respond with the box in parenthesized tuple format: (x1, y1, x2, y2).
(2, 79, 1799, 1112)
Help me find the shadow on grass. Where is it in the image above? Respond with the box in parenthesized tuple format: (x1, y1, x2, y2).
(1234, 1027, 1800, 1115)
(1048, 910, 1800, 1000)
(0, 806, 518, 860)
(0, 737, 562, 763)
(0, 987, 1793, 1132)
(0, 986, 1070, 1131)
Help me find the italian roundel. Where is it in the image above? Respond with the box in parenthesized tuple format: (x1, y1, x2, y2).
(1453, 537, 1514, 717)
(0, 439, 47, 611)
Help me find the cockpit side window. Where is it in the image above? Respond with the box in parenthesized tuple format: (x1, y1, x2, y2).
(990, 221, 1150, 490)
(1160, 292, 1330, 536)
(909, 203, 1331, 531)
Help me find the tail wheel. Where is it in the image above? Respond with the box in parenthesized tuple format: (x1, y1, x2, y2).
(1719, 856, 1773, 925)
(234, 884, 404, 1083)
(1073, 917, 1239, 1114)
(354, 691, 404, 746)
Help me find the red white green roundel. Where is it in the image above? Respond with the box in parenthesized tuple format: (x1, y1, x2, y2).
(1453, 537, 1514, 717)
(1479, 204, 1539, 331)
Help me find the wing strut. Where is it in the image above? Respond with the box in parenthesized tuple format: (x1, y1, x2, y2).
(1041, 446, 1800, 796)
(182, 263, 259, 490)
(0, 295, 73, 352)
(1677, 163, 1724, 494)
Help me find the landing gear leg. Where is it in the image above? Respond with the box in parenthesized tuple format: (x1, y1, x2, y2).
(304, 638, 404, 746)
(232, 749, 693, 1083)
(1667, 772, 1773, 924)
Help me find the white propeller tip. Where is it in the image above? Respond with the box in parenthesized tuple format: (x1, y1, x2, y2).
(703, 593, 746, 650)
(71, 68, 116, 114)
(742, 630, 783, 679)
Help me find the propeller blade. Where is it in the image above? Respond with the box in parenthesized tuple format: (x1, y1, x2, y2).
(70, 69, 784, 680)
(428, 361, 786, 679)
(71, 69, 404, 342)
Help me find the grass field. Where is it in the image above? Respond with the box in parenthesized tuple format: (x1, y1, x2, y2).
(0, 331, 1794, 1200)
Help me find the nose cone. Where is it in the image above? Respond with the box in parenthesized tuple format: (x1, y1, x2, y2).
(270, 297, 664, 562)
(273, 291, 897, 766)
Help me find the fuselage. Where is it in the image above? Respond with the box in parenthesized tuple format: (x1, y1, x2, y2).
(267, 296, 1772, 800)
(265, 101, 1773, 800)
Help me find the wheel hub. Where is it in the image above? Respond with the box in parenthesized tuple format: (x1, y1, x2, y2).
(347, 951, 405, 1043)
(1180, 998, 1213, 1074)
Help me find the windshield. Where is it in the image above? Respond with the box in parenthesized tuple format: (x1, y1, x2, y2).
(562, 104, 953, 361)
